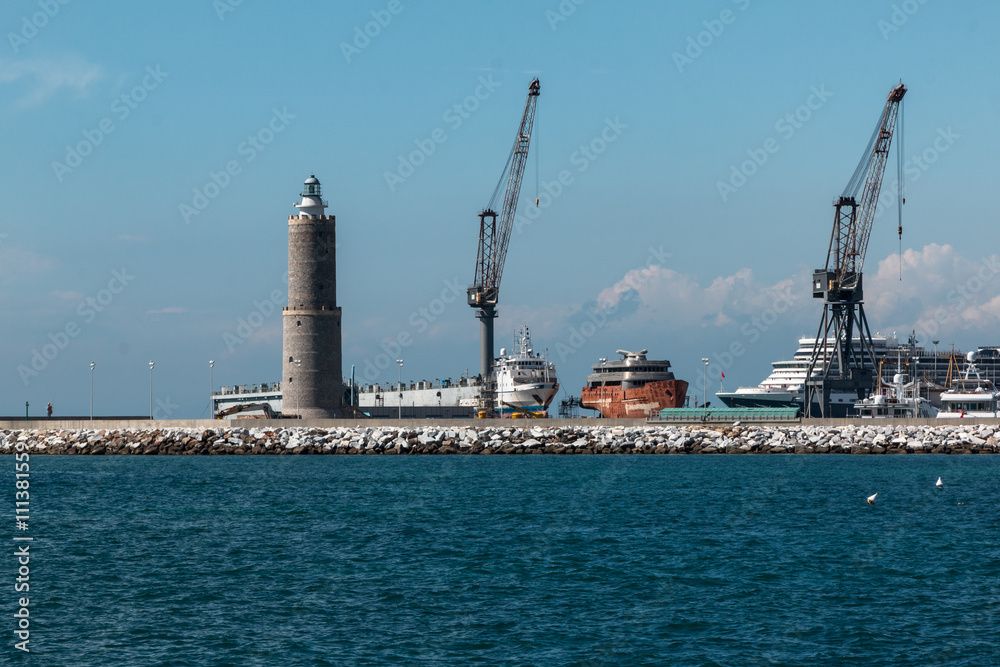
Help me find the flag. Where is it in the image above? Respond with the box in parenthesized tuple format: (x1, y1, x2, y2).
(721, 372, 725, 378)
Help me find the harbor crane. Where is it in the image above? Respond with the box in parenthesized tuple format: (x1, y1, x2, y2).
(805, 82, 906, 417)
(468, 77, 540, 412)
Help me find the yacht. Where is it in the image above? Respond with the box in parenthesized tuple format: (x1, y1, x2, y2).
(937, 352, 1000, 418)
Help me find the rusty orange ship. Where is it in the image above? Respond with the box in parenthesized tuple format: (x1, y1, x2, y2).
(580, 349, 688, 418)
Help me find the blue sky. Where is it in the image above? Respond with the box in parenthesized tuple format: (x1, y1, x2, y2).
(1, 0, 998, 417)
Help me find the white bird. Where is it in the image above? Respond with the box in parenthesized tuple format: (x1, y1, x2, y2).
(936, 477, 943, 488)
(867, 493, 878, 505)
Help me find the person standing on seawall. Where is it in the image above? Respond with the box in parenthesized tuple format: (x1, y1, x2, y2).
(47, 402, 53, 417)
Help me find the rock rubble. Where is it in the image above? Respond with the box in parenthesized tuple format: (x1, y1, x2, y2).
(3, 423, 1000, 455)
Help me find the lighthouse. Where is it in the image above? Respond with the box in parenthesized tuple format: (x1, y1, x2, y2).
(282, 175, 343, 419)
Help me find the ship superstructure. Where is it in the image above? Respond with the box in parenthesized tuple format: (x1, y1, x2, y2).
(580, 349, 688, 418)
(937, 352, 1000, 418)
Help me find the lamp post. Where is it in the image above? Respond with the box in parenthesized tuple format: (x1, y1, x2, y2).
(932, 340, 939, 384)
(396, 359, 404, 419)
(701, 358, 709, 421)
(294, 359, 301, 418)
(148, 361, 155, 419)
(90, 362, 95, 420)
(209, 360, 215, 419)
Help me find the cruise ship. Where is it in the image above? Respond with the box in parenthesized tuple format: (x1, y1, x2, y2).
(211, 325, 558, 419)
(717, 333, 996, 417)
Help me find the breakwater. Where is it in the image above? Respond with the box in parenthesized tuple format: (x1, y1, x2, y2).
(3, 423, 1000, 455)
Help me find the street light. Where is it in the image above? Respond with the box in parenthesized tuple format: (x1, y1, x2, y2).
(396, 359, 404, 419)
(209, 360, 215, 419)
(148, 361, 155, 419)
(701, 358, 709, 421)
(90, 362, 95, 421)
(932, 340, 939, 384)
(294, 359, 301, 418)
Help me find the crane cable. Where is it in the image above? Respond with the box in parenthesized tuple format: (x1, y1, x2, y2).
(897, 95, 905, 280)
(535, 109, 540, 206)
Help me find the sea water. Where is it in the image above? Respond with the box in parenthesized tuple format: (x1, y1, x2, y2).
(11, 455, 1000, 665)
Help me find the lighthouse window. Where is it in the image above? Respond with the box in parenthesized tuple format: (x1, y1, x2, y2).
(297, 321, 301, 327)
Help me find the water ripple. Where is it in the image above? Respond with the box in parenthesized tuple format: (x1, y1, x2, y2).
(10, 455, 1000, 665)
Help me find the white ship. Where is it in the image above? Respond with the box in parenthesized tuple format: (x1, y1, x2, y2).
(355, 324, 558, 419)
(937, 352, 1000, 418)
(494, 324, 559, 416)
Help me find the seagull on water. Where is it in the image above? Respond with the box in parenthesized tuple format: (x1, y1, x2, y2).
(936, 477, 943, 488)
(867, 493, 878, 505)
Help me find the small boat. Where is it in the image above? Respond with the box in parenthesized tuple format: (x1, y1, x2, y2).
(855, 373, 937, 418)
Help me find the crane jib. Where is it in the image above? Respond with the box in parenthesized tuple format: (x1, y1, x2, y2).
(470, 78, 540, 299)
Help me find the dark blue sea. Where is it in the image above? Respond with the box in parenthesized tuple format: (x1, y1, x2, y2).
(8, 455, 1000, 665)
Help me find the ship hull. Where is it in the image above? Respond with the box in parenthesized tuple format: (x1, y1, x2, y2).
(497, 382, 559, 415)
(718, 391, 858, 418)
(581, 380, 688, 418)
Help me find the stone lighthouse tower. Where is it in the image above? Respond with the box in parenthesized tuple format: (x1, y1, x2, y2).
(282, 175, 342, 419)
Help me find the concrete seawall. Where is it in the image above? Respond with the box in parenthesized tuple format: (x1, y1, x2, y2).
(3, 421, 1000, 455)
(5, 417, 1000, 431)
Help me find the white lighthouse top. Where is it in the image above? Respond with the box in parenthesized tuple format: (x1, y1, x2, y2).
(294, 174, 327, 217)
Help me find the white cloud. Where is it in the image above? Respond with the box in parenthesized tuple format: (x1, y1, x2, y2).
(146, 307, 189, 315)
(867, 243, 1000, 338)
(595, 263, 809, 331)
(586, 243, 1000, 343)
(0, 55, 103, 109)
(0, 245, 56, 284)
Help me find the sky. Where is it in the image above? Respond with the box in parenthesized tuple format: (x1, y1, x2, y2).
(1, 0, 998, 418)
